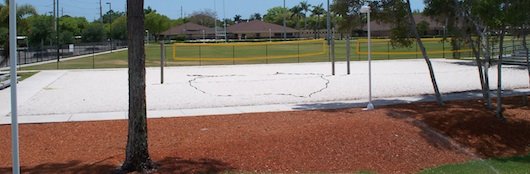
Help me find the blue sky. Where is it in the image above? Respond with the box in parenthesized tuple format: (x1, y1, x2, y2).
(18, 0, 425, 21)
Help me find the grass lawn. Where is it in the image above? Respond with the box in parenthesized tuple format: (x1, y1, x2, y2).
(420, 154, 530, 174)
(24, 37, 527, 70)
(18, 71, 38, 81)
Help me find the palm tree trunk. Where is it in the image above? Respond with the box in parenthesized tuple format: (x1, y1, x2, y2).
(405, 0, 444, 106)
(120, 0, 155, 173)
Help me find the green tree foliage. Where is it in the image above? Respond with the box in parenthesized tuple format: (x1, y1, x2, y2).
(100, 10, 124, 24)
(331, 0, 365, 34)
(264, 6, 290, 25)
(27, 15, 53, 47)
(416, 20, 430, 36)
(250, 13, 262, 21)
(311, 3, 325, 30)
(111, 16, 127, 41)
(82, 22, 105, 42)
(145, 11, 171, 41)
(0, 0, 37, 65)
(188, 9, 217, 27)
(299, 1, 311, 29)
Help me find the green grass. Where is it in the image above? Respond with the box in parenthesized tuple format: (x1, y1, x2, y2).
(23, 38, 502, 70)
(18, 71, 38, 81)
(420, 154, 530, 174)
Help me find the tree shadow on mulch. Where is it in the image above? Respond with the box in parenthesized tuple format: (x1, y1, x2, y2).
(386, 96, 530, 158)
(0, 157, 233, 174)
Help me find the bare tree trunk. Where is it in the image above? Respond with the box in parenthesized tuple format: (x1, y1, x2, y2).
(496, 26, 506, 120)
(466, 34, 490, 107)
(120, 0, 155, 173)
(523, 24, 529, 87)
(406, 0, 444, 106)
(452, 0, 493, 108)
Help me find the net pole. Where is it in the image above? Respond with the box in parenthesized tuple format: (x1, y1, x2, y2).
(199, 45, 202, 66)
(232, 45, 235, 65)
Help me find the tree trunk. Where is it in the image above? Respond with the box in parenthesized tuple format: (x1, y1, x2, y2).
(405, 0, 444, 106)
(466, 34, 490, 108)
(523, 24, 529, 87)
(120, 0, 155, 173)
(496, 26, 506, 120)
(451, 0, 493, 108)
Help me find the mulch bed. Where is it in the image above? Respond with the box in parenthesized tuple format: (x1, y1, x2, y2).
(0, 96, 529, 174)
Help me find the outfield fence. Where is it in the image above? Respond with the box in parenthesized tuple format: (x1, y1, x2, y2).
(0, 40, 127, 68)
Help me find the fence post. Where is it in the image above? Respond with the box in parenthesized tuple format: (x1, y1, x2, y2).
(416, 41, 418, 59)
(199, 45, 202, 66)
(92, 44, 95, 69)
(160, 42, 165, 84)
(232, 45, 235, 65)
(387, 41, 390, 60)
(266, 44, 268, 64)
(297, 41, 300, 63)
(442, 39, 445, 58)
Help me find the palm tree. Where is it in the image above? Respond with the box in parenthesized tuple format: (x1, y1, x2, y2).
(299, 1, 311, 30)
(311, 3, 325, 37)
(120, 0, 155, 173)
(290, 5, 304, 29)
(0, 0, 36, 66)
(233, 14, 242, 23)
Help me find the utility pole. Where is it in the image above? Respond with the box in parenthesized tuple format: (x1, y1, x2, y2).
(214, 0, 218, 40)
(283, 0, 286, 39)
(223, 0, 227, 42)
(53, 0, 56, 30)
(181, 6, 183, 19)
(106, 2, 112, 53)
(99, 0, 103, 24)
(327, 0, 334, 75)
(56, 0, 60, 68)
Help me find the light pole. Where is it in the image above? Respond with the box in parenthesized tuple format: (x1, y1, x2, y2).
(9, 0, 20, 173)
(361, 5, 374, 110)
(106, 2, 112, 53)
(283, 0, 286, 39)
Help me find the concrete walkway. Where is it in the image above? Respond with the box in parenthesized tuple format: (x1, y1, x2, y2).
(1, 59, 529, 124)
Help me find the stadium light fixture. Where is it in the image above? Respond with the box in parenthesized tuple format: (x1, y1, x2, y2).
(361, 5, 374, 110)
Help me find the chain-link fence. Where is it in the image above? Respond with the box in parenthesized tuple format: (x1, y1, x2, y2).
(0, 40, 127, 68)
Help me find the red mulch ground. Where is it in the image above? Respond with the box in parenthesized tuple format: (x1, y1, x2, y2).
(0, 96, 529, 174)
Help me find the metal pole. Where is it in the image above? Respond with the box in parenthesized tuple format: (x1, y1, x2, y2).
(107, 2, 112, 53)
(283, 0, 286, 39)
(199, 45, 202, 66)
(346, 34, 351, 74)
(327, 0, 334, 75)
(92, 44, 95, 68)
(160, 42, 165, 84)
(266, 44, 269, 64)
(9, 0, 20, 172)
(366, 7, 374, 110)
(232, 45, 235, 64)
(297, 41, 300, 63)
(56, 0, 60, 69)
(269, 28, 272, 42)
(223, 0, 227, 42)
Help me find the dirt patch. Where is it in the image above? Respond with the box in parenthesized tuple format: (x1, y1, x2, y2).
(0, 96, 529, 174)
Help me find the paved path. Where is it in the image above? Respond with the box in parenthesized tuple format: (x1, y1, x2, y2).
(1, 59, 529, 124)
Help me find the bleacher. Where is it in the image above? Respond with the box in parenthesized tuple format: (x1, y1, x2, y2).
(502, 48, 529, 66)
